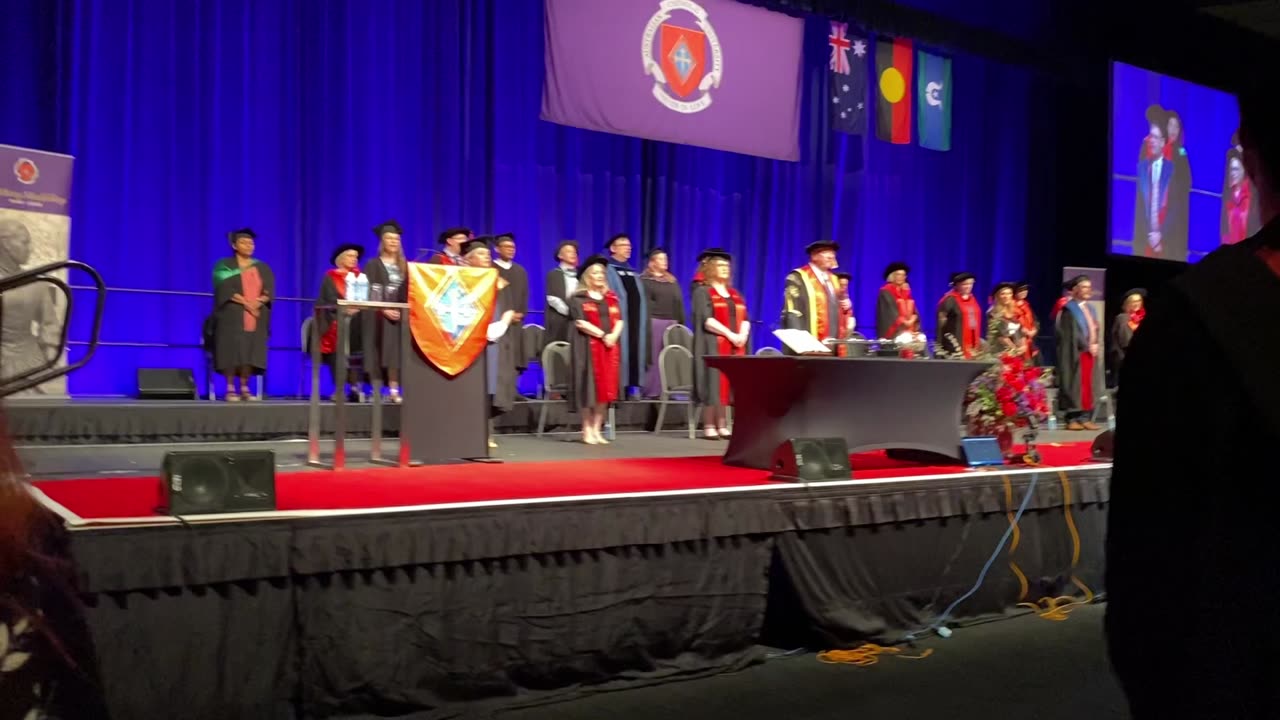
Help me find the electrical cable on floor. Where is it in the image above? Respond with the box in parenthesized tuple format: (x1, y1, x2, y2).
(1015, 470, 1096, 621)
(817, 644, 933, 666)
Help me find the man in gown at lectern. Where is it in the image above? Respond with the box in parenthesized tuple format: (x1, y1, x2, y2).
(780, 240, 847, 354)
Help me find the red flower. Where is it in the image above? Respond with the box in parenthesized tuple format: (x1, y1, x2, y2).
(1001, 401, 1018, 417)
(996, 386, 1014, 402)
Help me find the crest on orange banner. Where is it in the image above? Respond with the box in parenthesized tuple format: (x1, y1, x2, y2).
(407, 263, 499, 377)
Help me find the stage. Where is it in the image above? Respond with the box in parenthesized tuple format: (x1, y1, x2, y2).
(25, 432, 1112, 720)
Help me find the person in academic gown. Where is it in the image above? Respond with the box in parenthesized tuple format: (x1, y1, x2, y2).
(691, 249, 749, 440)
(1050, 280, 1072, 322)
(985, 282, 1027, 358)
(877, 262, 924, 356)
(428, 226, 471, 265)
(603, 233, 648, 396)
(780, 240, 843, 354)
(936, 272, 982, 358)
(461, 238, 517, 448)
(833, 272, 857, 340)
(1162, 109, 1192, 261)
(1134, 105, 1176, 258)
(493, 233, 530, 372)
(1109, 287, 1145, 382)
(212, 228, 274, 401)
(640, 247, 686, 397)
(315, 243, 365, 402)
(1054, 274, 1104, 430)
(543, 240, 579, 346)
(362, 220, 408, 403)
(1013, 281, 1041, 363)
(1222, 146, 1258, 245)
(568, 255, 623, 445)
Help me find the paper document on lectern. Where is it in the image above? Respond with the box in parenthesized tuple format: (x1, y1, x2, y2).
(773, 329, 832, 354)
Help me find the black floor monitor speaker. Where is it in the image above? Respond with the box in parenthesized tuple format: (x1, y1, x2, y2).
(1091, 430, 1114, 461)
(161, 450, 277, 515)
(770, 437, 852, 483)
(138, 368, 197, 400)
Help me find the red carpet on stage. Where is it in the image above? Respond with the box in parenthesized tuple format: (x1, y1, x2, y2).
(33, 443, 1098, 521)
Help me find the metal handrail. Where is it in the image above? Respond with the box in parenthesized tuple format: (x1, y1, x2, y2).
(0, 260, 107, 397)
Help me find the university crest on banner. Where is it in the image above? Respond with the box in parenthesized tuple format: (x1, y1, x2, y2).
(407, 263, 498, 377)
(642, 0, 723, 113)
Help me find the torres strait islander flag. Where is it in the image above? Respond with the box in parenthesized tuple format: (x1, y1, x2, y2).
(875, 37, 913, 144)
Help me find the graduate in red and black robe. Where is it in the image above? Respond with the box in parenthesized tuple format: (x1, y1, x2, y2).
(568, 255, 623, 445)
(1050, 281, 1072, 322)
(1013, 281, 1041, 363)
(1054, 274, 1104, 430)
(314, 243, 365, 401)
(1109, 287, 1146, 380)
(876, 261, 923, 356)
(936, 272, 982, 358)
(834, 272, 857, 340)
(427, 226, 470, 265)
(692, 249, 749, 440)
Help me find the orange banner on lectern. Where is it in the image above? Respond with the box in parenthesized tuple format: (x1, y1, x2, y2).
(407, 262, 499, 377)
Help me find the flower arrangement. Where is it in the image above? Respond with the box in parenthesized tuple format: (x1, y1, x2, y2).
(964, 354, 1051, 437)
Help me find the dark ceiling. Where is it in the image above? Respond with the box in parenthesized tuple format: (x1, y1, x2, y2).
(1198, 0, 1280, 39)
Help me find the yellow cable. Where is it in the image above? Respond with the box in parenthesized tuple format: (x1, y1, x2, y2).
(1019, 472, 1096, 621)
(817, 644, 934, 666)
(1003, 475, 1030, 601)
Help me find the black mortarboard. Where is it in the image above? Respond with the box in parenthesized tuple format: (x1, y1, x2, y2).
(331, 243, 364, 265)
(228, 228, 256, 245)
(884, 261, 910, 279)
(1145, 104, 1167, 127)
(1066, 274, 1091, 290)
(494, 232, 516, 244)
(806, 240, 839, 255)
(698, 247, 732, 262)
(1014, 280, 1030, 292)
(463, 237, 493, 257)
(554, 240, 578, 261)
(834, 272, 852, 281)
(647, 246, 669, 259)
(373, 220, 403, 237)
(1124, 287, 1147, 300)
(991, 281, 1016, 296)
(607, 233, 631, 249)
(438, 227, 471, 245)
(577, 254, 609, 279)
(950, 272, 975, 285)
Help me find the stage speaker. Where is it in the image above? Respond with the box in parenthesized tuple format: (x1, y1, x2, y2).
(161, 450, 277, 515)
(137, 368, 196, 400)
(1091, 430, 1114, 461)
(770, 437, 851, 483)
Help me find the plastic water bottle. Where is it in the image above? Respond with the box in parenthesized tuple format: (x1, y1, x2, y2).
(1107, 414, 1116, 431)
(345, 271, 357, 301)
(355, 273, 369, 301)
(1047, 414, 1058, 431)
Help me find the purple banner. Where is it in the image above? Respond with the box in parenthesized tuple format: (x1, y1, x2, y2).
(0, 144, 74, 217)
(542, 0, 804, 161)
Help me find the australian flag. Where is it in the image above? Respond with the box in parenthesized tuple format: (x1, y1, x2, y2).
(828, 21, 868, 135)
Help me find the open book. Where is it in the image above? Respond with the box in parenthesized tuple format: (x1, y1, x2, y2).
(772, 329, 832, 354)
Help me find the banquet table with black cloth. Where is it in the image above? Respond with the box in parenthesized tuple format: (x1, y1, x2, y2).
(706, 356, 990, 470)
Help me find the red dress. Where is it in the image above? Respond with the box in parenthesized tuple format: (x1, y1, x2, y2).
(571, 292, 622, 407)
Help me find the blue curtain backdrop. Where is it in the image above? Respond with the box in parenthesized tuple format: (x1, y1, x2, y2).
(0, 0, 1033, 396)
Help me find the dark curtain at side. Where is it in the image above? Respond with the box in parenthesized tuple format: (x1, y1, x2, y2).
(762, 473, 1109, 648)
(0, 0, 1038, 395)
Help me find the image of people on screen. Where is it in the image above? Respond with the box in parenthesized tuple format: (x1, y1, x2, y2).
(1220, 132, 1262, 245)
(1133, 104, 1190, 260)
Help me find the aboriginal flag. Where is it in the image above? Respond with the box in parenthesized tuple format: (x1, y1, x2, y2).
(875, 37, 913, 144)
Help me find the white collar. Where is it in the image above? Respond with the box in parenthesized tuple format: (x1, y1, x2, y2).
(561, 263, 576, 273)
(809, 263, 830, 281)
(494, 258, 512, 269)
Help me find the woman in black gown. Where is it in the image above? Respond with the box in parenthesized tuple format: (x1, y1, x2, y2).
(1110, 288, 1145, 382)
(640, 247, 686, 397)
(315, 244, 365, 402)
(362, 221, 407, 403)
(691, 250, 749, 440)
(568, 255, 623, 445)
(211, 228, 274, 401)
